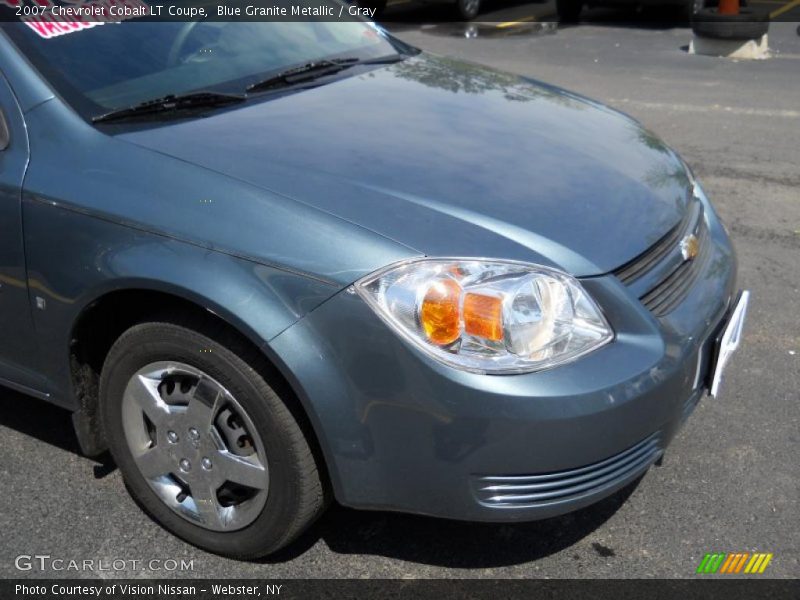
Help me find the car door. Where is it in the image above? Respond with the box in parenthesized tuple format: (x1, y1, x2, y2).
(0, 69, 40, 392)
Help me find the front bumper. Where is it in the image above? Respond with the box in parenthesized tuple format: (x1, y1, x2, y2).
(270, 210, 738, 522)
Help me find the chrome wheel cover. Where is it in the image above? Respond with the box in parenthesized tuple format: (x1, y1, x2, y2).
(121, 362, 269, 532)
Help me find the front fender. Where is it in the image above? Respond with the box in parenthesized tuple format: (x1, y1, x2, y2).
(22, 198, 339, 408)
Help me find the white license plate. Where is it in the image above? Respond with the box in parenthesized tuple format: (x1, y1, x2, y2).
(709, 290, 750, 398)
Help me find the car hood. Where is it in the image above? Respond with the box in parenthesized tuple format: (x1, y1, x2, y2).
(119, 54, 692, 277)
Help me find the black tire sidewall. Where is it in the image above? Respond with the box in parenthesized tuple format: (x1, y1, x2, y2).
(692, 8, 770, 40)
(100, 322, 313, 558)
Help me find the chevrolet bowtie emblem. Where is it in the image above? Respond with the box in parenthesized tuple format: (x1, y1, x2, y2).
(680, 233, 700, 262)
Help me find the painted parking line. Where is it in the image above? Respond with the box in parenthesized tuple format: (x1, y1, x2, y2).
(770, 0, 800, 17)
(496, 15, 538, 27)
(607, 99, 800, 119)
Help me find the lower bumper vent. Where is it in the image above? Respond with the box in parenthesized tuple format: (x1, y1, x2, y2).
(472, 433, 662, 508)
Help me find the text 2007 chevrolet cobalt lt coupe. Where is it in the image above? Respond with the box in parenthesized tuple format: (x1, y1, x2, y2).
(0, 8, 748, 558)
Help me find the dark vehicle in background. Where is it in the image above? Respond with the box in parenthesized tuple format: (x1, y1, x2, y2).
(0, 2, 746, 559)
(361, 0, 484, 21)
(365, 0, 710, 22)
(556, 0, 708, 22)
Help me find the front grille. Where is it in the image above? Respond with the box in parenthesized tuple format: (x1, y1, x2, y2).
(614, 210, 693, 285)
(471, 433, 662, 508)
(613, 199, 709, 317)
(640, 219, 710, 316)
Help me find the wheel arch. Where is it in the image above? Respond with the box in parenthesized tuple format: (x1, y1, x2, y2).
(69, 283, 272, 381)
(67, 283, 334, 499)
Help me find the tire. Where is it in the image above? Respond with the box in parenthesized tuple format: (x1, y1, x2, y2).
(691, 8, 769, 40)
(99, 316, 326, 559)
(455, 0, 481, 20)
(556, 0, 582, 23)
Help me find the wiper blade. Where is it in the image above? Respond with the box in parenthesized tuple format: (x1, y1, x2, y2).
(245, 54, 407, 94)
(93, 91, 246, 123)
(245, 59, 355, 94)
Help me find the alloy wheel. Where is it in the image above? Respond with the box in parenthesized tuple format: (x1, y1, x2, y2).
(120, 362, 269, 532)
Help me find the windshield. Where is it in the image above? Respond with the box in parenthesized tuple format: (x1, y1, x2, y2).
(2, 2, 407, 120)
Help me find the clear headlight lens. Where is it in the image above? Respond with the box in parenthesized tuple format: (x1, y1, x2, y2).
(355, 258, 614, 374)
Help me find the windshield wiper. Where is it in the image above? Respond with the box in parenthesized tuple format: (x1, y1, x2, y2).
(245, 54, 408, 94)
(92, 91, 246, 124)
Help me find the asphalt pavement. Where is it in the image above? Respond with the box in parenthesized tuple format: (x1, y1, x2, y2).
(380, 0, 800, 24)
(1, 19, 798, 579)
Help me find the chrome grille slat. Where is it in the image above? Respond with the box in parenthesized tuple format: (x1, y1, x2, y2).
(487, 451, 655, 503)
(480, 433, 657, 485)
(472, 433, 661, 508)
(480, 439, 659, 494)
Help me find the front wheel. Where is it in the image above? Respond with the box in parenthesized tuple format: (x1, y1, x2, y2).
(100, 317, 326, 559)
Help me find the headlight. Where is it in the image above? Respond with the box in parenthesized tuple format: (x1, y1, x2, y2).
(355, 258, 613, 374)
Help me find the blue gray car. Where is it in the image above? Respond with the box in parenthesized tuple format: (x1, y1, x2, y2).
(0, 8, 748, 558)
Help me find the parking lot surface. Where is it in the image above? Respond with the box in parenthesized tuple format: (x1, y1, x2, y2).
(1, 19, 798, 579)
(381, 0, 800, 24)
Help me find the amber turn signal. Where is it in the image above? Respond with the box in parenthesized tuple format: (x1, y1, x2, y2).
(464, 293, 504, 342)
(420, 278, 462, 346)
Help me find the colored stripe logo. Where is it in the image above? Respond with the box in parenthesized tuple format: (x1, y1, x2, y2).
(696, 552, 773, 574)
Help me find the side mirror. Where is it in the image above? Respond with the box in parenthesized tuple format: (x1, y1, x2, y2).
(0, 109, 9, 150)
